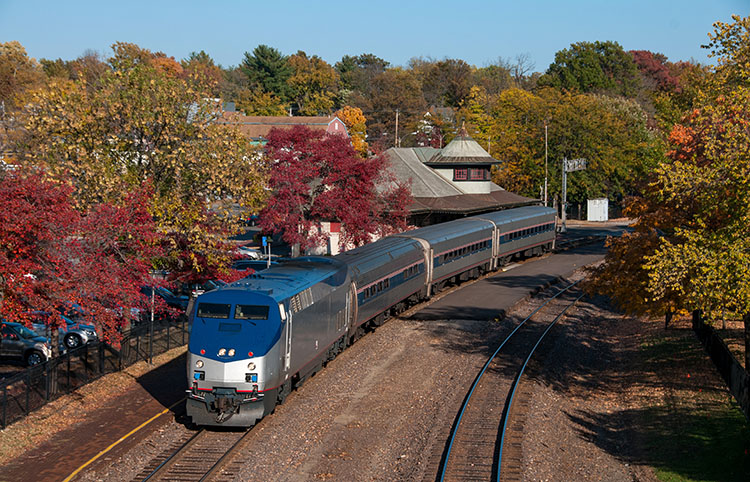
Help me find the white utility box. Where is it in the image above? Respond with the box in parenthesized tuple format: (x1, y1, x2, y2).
(587, 198, 609, 221)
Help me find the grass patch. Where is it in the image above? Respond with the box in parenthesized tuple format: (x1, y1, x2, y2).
(639, 329, 750, 481)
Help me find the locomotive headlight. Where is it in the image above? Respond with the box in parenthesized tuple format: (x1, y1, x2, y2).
(218, 348, 226, 356)
(195, 360, 204, 368)
(247, 362, 256, 370)
(228, 349, 235, 357)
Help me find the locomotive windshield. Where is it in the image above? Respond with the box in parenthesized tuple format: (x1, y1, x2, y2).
(190, 297, 281, 359)
(235, 305, 269, 320)
(197, 303, 231, 318)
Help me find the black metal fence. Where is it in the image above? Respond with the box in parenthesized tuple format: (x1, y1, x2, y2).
(693, 312, 750, 421)
(1, 317, 189, 429)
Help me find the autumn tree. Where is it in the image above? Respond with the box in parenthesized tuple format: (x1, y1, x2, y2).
(461, 85, 662, 204)
(0, 168, 162, 345)
(335, 105, 368, 155)
(366, 68, 427, 151)
(588, 15, 750, 368)
(181, 50, 224, 96)
(0, 41, 43, 160)
(236, 89, 288, 116)
(287, 51, 339, 115)
(420, 58, 473, 108)
(259, 126, 410, 252)
(539, 40, 641, 97)
(473, 63, 514, 96)
(16, 42, 268, 282)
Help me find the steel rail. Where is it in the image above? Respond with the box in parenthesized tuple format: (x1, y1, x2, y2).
(496, 292, 584, 481)
(140, 428, 205, 482)
(438, 280, 580, 481)
(199, 429, 252, 482)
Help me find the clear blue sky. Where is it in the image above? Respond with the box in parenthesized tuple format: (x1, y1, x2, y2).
(1, 0, 746, 70)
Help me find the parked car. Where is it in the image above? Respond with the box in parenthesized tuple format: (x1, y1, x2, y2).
(185, 279, 226, 297)
(235, 245, 262, 259)
(29, 312, 98, 351)
(140, 286, 190, 311)
(0, 322, 52, 366)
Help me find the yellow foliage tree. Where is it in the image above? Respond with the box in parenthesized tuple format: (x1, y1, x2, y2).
(16, 43, 269, 278)
(335, 105, 368, 156)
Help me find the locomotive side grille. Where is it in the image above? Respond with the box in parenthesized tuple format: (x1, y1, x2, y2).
(291, 295, 302, 313)
(299, 288, 313, 309)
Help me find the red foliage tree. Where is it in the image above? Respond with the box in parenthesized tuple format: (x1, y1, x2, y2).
(0, 168, 163, 344)
(629, 50, 681, 92)
(259, 126, 410, 252)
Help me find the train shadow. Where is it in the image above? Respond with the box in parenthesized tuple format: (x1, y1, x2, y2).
(134, 352, 193, 426)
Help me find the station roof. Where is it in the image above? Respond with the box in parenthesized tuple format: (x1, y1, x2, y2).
(424, 126, 502, 166)
(382, 147, 535, 215)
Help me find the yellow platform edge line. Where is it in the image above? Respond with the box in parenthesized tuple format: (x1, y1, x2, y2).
(62, 398, 184, 482)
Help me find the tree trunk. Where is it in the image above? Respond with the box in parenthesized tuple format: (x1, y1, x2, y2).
(744, 312, 750, 371)
(692, 309, 702, 331)
(664, 309, 673, 330)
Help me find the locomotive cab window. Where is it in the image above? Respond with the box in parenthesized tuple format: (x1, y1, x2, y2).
(235, 304, 269, 320)
(197, 303, 231, 319)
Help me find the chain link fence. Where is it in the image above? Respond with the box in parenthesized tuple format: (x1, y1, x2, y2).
(1, 317, 188, 429)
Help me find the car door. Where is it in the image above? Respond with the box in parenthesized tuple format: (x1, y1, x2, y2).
(1, 326, 24, 359)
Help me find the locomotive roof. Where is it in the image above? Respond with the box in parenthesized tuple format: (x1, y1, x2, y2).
(221, 256, 347, 302)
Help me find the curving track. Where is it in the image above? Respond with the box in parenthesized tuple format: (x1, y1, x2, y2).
(437, 282, 583, 482)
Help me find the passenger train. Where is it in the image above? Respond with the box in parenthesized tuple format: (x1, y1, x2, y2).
(186, 206, 556, 426)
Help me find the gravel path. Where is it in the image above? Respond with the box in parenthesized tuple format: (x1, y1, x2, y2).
(521, 296, 657, 482)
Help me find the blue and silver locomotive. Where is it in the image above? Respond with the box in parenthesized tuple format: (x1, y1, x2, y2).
(186, 206, 556, 426)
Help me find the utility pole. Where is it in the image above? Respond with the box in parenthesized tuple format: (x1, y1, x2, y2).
(395, 109, 399, 147)
(544, 122, 548, 207)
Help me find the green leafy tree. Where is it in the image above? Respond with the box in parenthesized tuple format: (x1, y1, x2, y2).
(240, 44, 293, 103)
(539, 40, 641, 97)
(335, 53, 389, 94)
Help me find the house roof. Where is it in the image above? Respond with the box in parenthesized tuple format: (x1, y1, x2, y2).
(425, 126, 501, 166)
(218, 112, 345, 140)
(382, 147, 536, 214)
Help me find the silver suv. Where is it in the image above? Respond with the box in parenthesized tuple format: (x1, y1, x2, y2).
(0, 322, 52, 366)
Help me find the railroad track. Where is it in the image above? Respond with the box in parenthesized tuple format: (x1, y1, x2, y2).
(437, 282, 583, 482)
(133, 427, 252, 482)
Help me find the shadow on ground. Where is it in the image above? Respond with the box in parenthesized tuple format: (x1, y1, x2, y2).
(135, 352, 190, 424)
